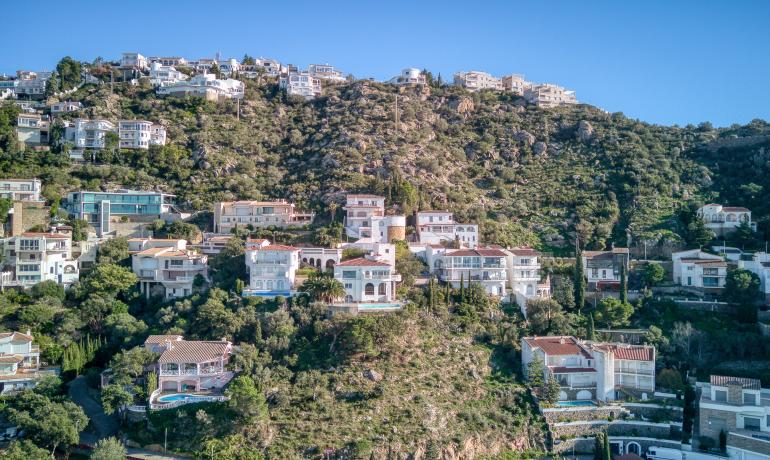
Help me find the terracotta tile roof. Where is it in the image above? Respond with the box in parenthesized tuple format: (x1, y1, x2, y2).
(136, 247, 174, 256)
(336, 257, 391, 267)
(593, 344, 654, 361)
(508, 247, 540, 257)
(144, 335, 183, 345)
(20, 232, 69, 239)
(346, 194, 384, 199)
(710, 375, 761, 390)
(584, 248, 630, 258)
(225, 200, 291, 207)
(550, 367, 596, 373)
(416, 210, 451, 214)
(524, 336, 591, 358)
(0, 332, 33, 342)
(722, 206, 750, 212)
(0, 355, 24, 364)
(259, 244, 299, 252)
(158, 340, 231, 364)
(246, 238, 268, 243)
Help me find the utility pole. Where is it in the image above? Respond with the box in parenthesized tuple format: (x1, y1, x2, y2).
(394, 94, 399, 132)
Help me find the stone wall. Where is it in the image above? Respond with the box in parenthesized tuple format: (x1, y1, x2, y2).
(553, 436, 682, 455)
(699, 407, 737, 441)
(727, 432, 770, 456)
(623, 403, 684, 423)
(543, 405, 627, 423)
(552, 420, 677, 440)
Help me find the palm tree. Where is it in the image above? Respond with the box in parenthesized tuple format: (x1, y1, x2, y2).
(300, 273, 345, 303)
(328, 202, 339, 223)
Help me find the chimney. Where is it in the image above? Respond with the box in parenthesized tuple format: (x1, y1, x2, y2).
(26, 329, 31, 336)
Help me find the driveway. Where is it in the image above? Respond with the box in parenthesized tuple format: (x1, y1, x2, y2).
(68, 375, 120, 445)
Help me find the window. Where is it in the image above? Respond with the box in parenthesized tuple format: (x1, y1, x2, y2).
(378, 283, 386, 295)
(744, 392, 758, 406)
(714, 389, 727, 402)
(342, 271, 356, 279)
(364, 283, 374, 295)
(744, 416, 761, 431)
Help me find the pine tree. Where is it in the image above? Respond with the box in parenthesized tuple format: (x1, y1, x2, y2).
(574, 241, 585, 312)
(620, 261, 628, 304)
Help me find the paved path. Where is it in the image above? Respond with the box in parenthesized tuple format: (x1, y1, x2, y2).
(68, 375, 120, 445)
(126, 448, 193, 460)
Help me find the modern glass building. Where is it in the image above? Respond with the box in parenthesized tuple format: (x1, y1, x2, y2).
(65, 190, 175, 235)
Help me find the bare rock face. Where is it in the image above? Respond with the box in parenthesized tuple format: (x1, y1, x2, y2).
(515, 130, 536, 146)
(533, 141, 548, 156)
(576, 120, 594, 142)
(363, 369, 383, 382)
(449, 96, 475, 115)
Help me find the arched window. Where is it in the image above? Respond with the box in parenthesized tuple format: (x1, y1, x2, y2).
(365, 283, 375, 295)
(378, 283, 386, 295)
(526, 285, 534, 296)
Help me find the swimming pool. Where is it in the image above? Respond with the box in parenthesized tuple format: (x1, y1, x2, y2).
(357, 303, 402, 310)
(156, 393, 214, 403)
(555, 400, 597, 407)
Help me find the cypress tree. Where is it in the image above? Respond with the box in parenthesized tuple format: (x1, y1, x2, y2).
(459, 273, 465, 301)
(620, 260, 628, 304)
(594, 434, 603, 460)
(574, 241, 585, 312)
(588, 313, 596, 341)
(603, 430, 611, 460)
(445, 282, 451, 305)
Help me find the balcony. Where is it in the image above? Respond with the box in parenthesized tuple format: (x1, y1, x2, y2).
(614, 367, 655, 376)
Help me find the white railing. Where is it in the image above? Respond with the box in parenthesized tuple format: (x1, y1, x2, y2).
(150, 395, 229, 411)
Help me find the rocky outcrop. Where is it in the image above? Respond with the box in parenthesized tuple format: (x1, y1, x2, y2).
(533, 141, 548, 156)
(576, 120, 594, 141)
(449, 96, 475, 116)
(515, 130, 536, 146)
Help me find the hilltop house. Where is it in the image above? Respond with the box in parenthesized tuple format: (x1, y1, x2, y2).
(243, 241, 300, 298)
(149, 62, 188, 87)
(157, 73, 244, 101)
(13, 71, 52, 100)
(0, 231, 79, 288)
(698, 375, 770, 458)
(672, 249, 727, 290)
(130, 238, 208, 299)
(333, 255, 401, 306)
(308, 64, 346, 83)
(698, 204, 755, 237)
(64, 118, 116, 150)
(120, 53, 149, 74)
(0, 331, 53, 395)
(16, 113, 49, 147)
(437, 248, 508, 297)
(0, 178, 42, 202)
(523, 83, 577, 107)
(387, 68, 426, 86)
(213, 200, 314, 234)
(502, 74, 530, 94)
(150, 337, 234, 393)
(414, 211, 478, 248)
(582, 248, 630, 290)
(118, 120, 167, 149)
(453, 71, 503, 91)
(506, 248, 550, 313)
(49, 101, 82, 114)
(342, 194, 405, 243)
(740, 252, 770, 302)
(66, 189, 176, 237)
(280, 69, 322, 100)
(522, 336, 655, 402)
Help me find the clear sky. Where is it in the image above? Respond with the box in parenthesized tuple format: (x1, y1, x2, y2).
(2, 0, 768, 127)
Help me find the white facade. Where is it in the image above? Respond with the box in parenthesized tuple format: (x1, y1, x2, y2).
(522, 336, 655, 402)
(0, 331, 49, 395)
(308, 64, 346, 82)
(453, 71, 503, 91)
(16, 113, 49, 146)
(240, 58, 284, 78)
(149, 62, 188, 87)
(213, 200, 314, 234)
(14, 71, 52, 98)
(387, 68, 426, 86)
(672, 249, 727, 289)
(148, 57, 188, 67)
(524, 83, 577, 107)
(49, 101, 82, 114)
(415, 211, 478, 248)
(438, 248, 508, 297)
(505, 248, 550, 313)
(130, 239, 208, 300)
(0, 232, 80, 288)
(157, 73, 245, 100)
(65, 118, 116, 149)
(739, 252, 770, 297)
(0, 178, 42, 202)
(334, 256, 400, 304)
(121, 53, 149, 71)
(280, 70, 322, 100)
(698, 204, 754, 236)
(343, 195, 406, 243)
(118, 120, 167, 149)
(502, 74, 530, 94)
(187, 58, 240, 77)
(243, 242, 300, 297)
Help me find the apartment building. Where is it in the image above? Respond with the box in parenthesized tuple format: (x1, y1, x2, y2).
(130, 238, 208, 300)
(16, 113, 49, 146)
(120, 53, 149, 72)
(213, 200, 314, 234)
(522, 336, 655, 402)
(192, 234, 243, 256)
(49, 101, 82, 114)
(740, 252, 770, 302)
(387, 68, 427, 86)
(151, 337, 234, 393)
(0, 331, 53, 395)
(698, 375, 770, 458)
(65, 189, 175, 236)
(438, 248, 509, 296)
(415, 210, 478, 248)
(0, 231, 80, 288)
(243, 241, 300, 298)
(14, 71, 52, 99)
(672, 249, 727, 290)
(187, 58, 240, 77)
(64, 118, 116, 150)
(506, 248, 550, 312)
(0, 178, 42, 202)
(149, 62, 189, 87)
(280, 70, 322, 99)
(342, 194, 406, 243)
(582, 248, 630, 290)
(453, 71, 503, 91)
(524, 83, 578, 107)
(502, 74, 530, 95)
(157, 73, 245, 101)
(698, 204, 755, 237)
(240, 58, 283, 78)
(148, 56, 188, 67)
(334, 255, 401, 304)
(118, 120, 167, 149)
(308, 64, 346, 82)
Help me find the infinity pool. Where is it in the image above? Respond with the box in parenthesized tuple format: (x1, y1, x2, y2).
(555, 400, 597, 407)
(157, 393, 213, 403)
(358, 303, 402, 310)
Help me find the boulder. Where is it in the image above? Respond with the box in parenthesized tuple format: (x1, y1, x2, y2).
(449, 96, 474, 115)
(576, 120, 594, 142)
(363, 369, 383, 382)
(533, 141, 548, 156)
(515, 130, 536, 146)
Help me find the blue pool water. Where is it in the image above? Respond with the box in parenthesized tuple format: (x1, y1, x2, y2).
(241, 290, 296, 298)
(358, 303, 402, 310)
(157, 393, 211, 403)
(555, 400, 596, 407)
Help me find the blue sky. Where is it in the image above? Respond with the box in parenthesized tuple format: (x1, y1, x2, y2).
(2, 0, 768, 127)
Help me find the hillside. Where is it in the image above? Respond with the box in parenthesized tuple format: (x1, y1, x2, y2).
(4, 78, 770, 253)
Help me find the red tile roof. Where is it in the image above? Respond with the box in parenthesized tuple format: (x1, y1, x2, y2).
(20, 232, 69, 239)
(144, 335, 183, 345)
(524, 337, 591, 358)
(509, 247, 540, 256)
(158, 340, 231, 364)
(0, 332, 34, 342)
(336, 257, 391, 267)
(346, 194, 384, 199)
(259, 245, 299, 252)
(722, 206, 750, 212)
(584, 248, 630, 257)
(594, 344, 654, 361)
(710, 375, 761, 390)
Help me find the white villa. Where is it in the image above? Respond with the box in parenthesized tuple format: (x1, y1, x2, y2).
(523, 83, 577, 107)
(0, 178, 42, 202)
(279, 69, 322, 100)
(740, 252, 770, 301)
(0, 331, 51, 395)
(582, 248, 630, 291)
(13, 71, 52, 99)
(698, 204, 755, 237)
(343, 194, 406, 243)
(387, 68, 426, 86)
(522, 336, 656, 402)
(149, 62, 188, 87)
(243, 241, 300, 298)
(453, 71, 503, 91)
(16, 113, 49, 147)
(64, 118, 116, 150)
(150, 336, 234, 393)
(506, 248, 550, 312)
(157, 73, 244, 101)
(118, 120, 167, 149)
(213, 200, 314, 234)
(0, 231, 80, 288)
(120, 52, 149, 72)
(308, 64, 346, 83)
(672, 249, 727, 290)
(334, 255, 401, 305)
(130, 238, 208, 300)
(415, 210, 478, 248)
(437, 248, 509, 297)
(49, 101, 82, 114)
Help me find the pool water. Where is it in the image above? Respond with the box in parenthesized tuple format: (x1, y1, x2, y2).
(358, 303, 402, 310)
(157, 393, 211, 403)
(555, 400, 596, 407)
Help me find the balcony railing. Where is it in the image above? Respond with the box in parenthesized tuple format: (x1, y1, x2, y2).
(614, 368, 654, 376)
